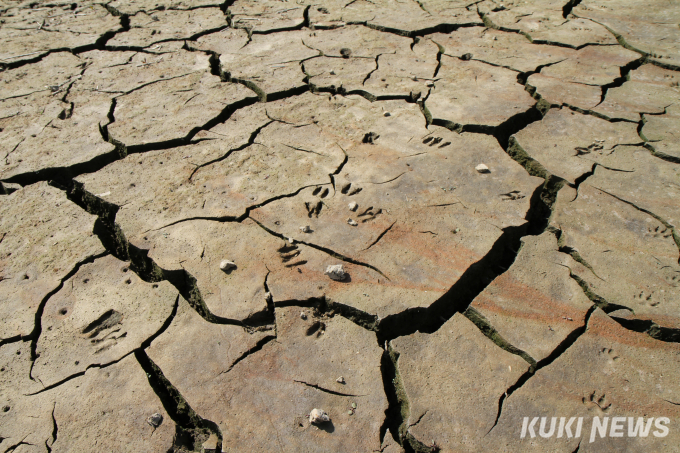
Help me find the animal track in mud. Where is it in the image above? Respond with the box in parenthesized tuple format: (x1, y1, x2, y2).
(583, 392, 612, 414)
(306, 186, 332, 217)
(664, 271, 680, 287)
(312, 186, 330, 199)
(645, 225, 673, 239)
(500, 190, 526, 201)
(2, 1, 680, 451)
(574, 140, 606, 156)
(422, 136, 451, 148)
(81, 309, 127, 353)
(363, 132, 380, 144)
(305, 320, 326, 337)
(600, 348, 620, 364)
(340, 182, 363, 196)
(337, 184, 382, 224)
(633, 290, 660, 307)
(357, 205, 383, 223)
(305, 200, 323, 218)
(278, 242, 306, 268)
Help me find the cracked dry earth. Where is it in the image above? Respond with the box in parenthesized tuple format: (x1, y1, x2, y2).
(1, 0, 680, 452)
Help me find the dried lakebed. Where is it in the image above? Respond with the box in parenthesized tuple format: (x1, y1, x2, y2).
(1, 0, 680, 451)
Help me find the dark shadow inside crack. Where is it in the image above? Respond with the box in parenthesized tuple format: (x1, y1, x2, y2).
(135, 349, 222, 452)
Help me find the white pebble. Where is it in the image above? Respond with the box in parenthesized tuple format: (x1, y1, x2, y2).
(219, 260, 236, 271)
(309, 408, 330, 424)
(347, 218, 358, 226)
(475, 163, 490, 173)
(325, 264, 347, 281)
(336, 376, 345, 384)
(300, 225, 311, 233)
(348, 201, 358, 211)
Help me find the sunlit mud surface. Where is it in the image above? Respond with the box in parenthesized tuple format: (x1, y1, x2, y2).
(1, 0, 680, 451)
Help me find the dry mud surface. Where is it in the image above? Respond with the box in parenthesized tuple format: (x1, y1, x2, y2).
(1, 0, 680, 451)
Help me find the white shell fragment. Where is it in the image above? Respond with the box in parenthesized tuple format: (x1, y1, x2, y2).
(309, 408, 331, 425)
(219, 260, 236, 271)
(347, 218, 358, 226)
(475, 163, 490, 173)
(348, 201, 358, 211)
(300, 225, 311, 233)
(325, 264, 347, 281)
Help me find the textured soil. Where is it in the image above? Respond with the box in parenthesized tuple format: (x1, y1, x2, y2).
(1, 0, 679, 451)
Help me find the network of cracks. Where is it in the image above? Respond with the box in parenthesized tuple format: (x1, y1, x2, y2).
(1, 0, 680, 451)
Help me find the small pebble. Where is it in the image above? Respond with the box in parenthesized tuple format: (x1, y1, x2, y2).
(348, 201, 358, 211)
(340, 48, 352, 58)
(219, 260, 236, 271)
(475, 163, 490, 173)
(288, 237, 295, 244)
(147, 413, 163, 428)
(384, 112, 391, 117)
(461, 53, 473, 60)
(309, 408, 331, 424)
(300, 312, 307, 320)
(336, 376, 345, 384)
(300, 225, 311, 233)
(347, 218, 358, 226)
(325, 264, 347, 281)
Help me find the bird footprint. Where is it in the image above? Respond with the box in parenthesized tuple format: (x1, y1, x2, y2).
(633, 290, 660, 307)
